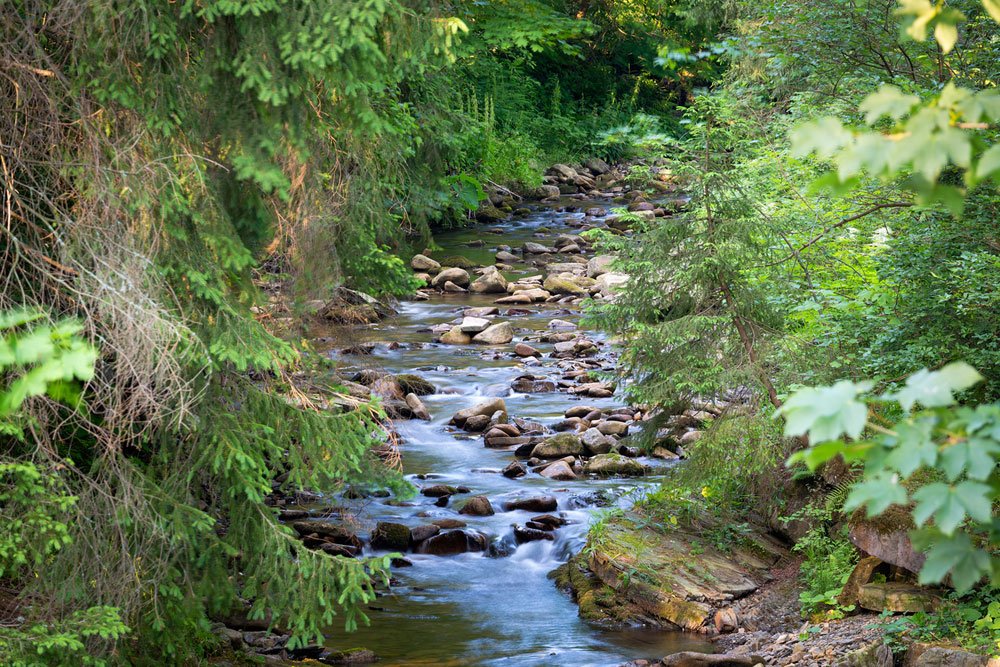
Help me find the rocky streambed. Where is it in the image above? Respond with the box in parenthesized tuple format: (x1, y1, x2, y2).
(277, 189, 727, 666)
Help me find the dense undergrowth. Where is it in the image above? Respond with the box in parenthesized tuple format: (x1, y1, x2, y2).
(590, 0, 1000, 650)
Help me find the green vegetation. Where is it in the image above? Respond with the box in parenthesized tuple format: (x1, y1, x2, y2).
(590, 0, 1000, 649)
(6, 0, 1000, 660)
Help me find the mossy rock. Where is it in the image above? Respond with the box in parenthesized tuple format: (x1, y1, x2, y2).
(531, 433, 583, 458)
(369, 522, 411, 551)
(439, 255, 476, 269)
(542, 276, 587, 296)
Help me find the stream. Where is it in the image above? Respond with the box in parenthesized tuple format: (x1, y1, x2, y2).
(314, 199, 713, 666)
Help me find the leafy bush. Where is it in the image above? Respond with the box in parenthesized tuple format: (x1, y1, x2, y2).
(783, 362, 1000, 593)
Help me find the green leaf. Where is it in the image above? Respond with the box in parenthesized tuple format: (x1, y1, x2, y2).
(778, 380, 873, 443)
(918, 533, 990, 591)
(859, 86, 920, 124)
(890, 362, 983, 411)
(976, 144, 1000, 181)
(939, 436, 1000, 481)
(845, 472, 908, 516)
(884, 417, 938, 477)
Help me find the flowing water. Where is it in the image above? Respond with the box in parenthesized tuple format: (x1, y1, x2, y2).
(314, 200, 713, 666)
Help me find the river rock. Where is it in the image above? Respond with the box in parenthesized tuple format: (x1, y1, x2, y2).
(543, 276, 587, 295)
(587, 255, 615, 278)
(548, 318, 577, 329)
(465, 306, 499, 318)
(292, 521, 363, 550)
(572, 382, 614, 398)
(595, 272, 628, 295)
(511, 375, 556, 393)
(411, 254, 441, 272)
(458, 495, 495, 516)
(409, 524, 440, 544)
(464, 414, 492, 432)
(514, 343, 541, 357)
(472, 322, 514, 345)
(583, 453, 647, 477)
(597, 421, 629, 437)
(584, 158, 611, 175)
(496, 250, 519, 263)
(405, 393, 431, 421)
(539, 460, 577, 480)
(514, 525, 555, 544)
(531, 433, 583, 459)
(502, 461, 528, 478)
(459, 316, 491, 334)
(421, 484, 460, 498)
(432, 267, 471, 288)
(565, 405, 599, 418)
(469, 269, 509, 294)
(680, 430, 703, 445)
(524, 242, 556, 254)
(503, 496, 558, 512)
(581, 428, 615, 455)
(452, 398, 507, 427)
(440, 326, 472, 345)
(443, 281, 466, 293)
(414, 530, 489, 556)
(370, 522, 411, 551)
(549, 163, 578, 180)
(660, 652, 764, 667)
(495, 293, 532, 304)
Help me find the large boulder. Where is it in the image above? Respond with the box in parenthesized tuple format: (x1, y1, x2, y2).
(472, 322, 514, 345)
(369, 522, 411, 551)
(584, 158, 611, 175)
(431, 267, 471, 288)
(440, 326, 472, 345)
(583, 453, 647, 477)
(849, 514, 924, 574)
(451, 398, 507, 427)
(539, 460, 577, 480)
(543, 275, 587, 296)
(458, 495, 495, 516)
(411, 254, 441, 272)
(414, 530, 489, 556)
(596, 272, 628, 295)
(503, 496, 558, 513)
(469, 269, 509, 294)
(531, 433, 583, 459)
(523, 242, 556, 254)
(857, 582, 941, 613)
(584, 511, 787, 631)
(587, 255, 616, 278)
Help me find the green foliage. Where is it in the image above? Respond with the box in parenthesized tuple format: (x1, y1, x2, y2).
(783, 504, 858, 618)
(671, 414, 788, 517)
(879, 588, 1000, 656)
(784, 363, 1000, 593)
(0, 314, 128, 666)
